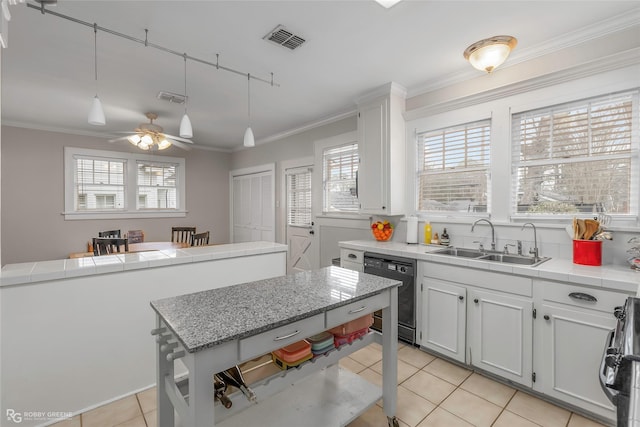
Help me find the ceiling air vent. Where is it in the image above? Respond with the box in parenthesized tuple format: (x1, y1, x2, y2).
(263, 25, 306, 50)
(157, 91, 186, 105)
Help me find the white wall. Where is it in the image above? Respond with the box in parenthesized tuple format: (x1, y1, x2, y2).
(1, 126, 232, 265)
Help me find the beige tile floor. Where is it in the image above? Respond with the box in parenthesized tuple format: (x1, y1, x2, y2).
(51, 343, 609, 427)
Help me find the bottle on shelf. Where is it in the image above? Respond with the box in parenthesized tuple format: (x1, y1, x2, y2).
(424, 222, 432, 245)
(441, 228, 450, 246)
(216, 365, 257, 403)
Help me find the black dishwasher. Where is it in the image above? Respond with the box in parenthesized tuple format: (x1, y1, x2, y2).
(364, 252, 416, 345)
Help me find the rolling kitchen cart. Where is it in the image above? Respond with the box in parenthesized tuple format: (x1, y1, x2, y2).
(150, 266, 401, 427)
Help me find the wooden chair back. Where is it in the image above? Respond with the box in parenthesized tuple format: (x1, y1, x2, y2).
(190, 231, 210, 247)
(171, 227, 196, 243)
(127, 230, 145, 243)
(93, 237, 129, 256)
(98, 229, 121, 238)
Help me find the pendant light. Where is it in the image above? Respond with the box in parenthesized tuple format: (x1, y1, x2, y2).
(179, 53, 193, 138)
(88, 23, 106, 126)
(243, 73, 255, 147)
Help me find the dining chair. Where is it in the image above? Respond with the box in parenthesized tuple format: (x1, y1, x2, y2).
(98, 229, 121, 238)
(93, 237, 129, 256)
(190, 231, 210, 247)
(171, 227, 196, 243)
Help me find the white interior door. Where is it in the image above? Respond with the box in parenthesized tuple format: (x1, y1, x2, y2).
(284, 163, 318, 273)
(230, 165, 275, 243)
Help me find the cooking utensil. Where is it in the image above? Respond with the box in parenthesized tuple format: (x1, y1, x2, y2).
(596, 213, 611, 226)
(576, 219, 586, 240)
(584, 219, 600, 240)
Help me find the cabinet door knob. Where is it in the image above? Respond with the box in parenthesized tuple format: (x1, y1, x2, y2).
(474, 298, 479, 304)
(544, 315, 550, 320)
(458, 295, 464, 301)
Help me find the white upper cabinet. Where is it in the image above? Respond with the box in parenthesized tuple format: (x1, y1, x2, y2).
(356, 83, 406, 215)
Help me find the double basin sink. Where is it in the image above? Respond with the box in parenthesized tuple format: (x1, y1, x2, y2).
(432, 246, 550, 267)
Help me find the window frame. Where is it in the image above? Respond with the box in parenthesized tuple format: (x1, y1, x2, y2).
(64, 147, 186, 220)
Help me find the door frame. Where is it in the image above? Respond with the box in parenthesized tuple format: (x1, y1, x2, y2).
(280, 157, 318, 270)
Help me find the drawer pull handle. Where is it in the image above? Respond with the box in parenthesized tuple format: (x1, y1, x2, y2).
(348, 253, 357, 259)
(348, 306, 367, 314)
(568, 292, 597, 303)
(274, 330, 300, 341)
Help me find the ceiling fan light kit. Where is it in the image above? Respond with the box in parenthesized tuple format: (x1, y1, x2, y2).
(463, 35, 517, 73)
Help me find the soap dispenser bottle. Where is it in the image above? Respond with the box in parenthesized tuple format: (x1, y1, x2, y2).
(424, 223, 432, 245)
(441, 228, 450, 246)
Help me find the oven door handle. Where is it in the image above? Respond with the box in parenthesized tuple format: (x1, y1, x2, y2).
(599, 329, 619, 405)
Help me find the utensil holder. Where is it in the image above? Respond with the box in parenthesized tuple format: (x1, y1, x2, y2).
(573, 240, 602, 266)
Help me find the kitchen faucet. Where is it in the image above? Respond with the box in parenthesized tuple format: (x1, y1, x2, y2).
(471, 219, 495, 251)
(521, 223, 539, 261)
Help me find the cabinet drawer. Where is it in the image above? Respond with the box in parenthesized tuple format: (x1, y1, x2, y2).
(341, 260, 363, 272)
(340, 248, 364, 264)
(326, 291, 389, 330)
(239, 313, 324, 361)
(539, 280, 630, 314)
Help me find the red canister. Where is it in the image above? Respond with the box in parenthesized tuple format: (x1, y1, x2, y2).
(573, 239, 602, 266)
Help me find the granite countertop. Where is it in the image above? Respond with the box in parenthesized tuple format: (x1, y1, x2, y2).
(0, 241, 288, 287)
(150, 266, 401, 353)
(340, 240, 640, 294)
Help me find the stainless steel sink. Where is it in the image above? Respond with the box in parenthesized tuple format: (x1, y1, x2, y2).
(432, 247, 485, 258)
(431, 246, 550, 267)
(478, 253, 550, 266)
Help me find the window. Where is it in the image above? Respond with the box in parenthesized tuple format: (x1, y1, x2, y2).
(74, 157, 125, 210)
(286, 168, 312, 226)
(323, 143, 359, 212)
(512, 91, 638, 216)
(64, 147, 186, 220)
(416, 120, 491, 213)
(136, 161, 177, 210)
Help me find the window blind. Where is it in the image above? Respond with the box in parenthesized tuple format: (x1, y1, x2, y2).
(74, 156, 125, 210)
(323, 143, 359, 212)
(136, 161, 178, 209)
(417, 120, 491, 213)
(511, 91, 638, 215)
(286, 168, 312, 226)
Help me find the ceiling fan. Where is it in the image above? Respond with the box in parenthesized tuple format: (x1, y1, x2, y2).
(109, 112, 193, 151)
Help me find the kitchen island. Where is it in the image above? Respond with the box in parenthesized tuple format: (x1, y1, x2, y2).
(151, 266, 402, 427)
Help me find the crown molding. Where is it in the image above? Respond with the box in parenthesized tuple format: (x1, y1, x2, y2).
(403, 47, 640, 122)
(355, 81, 408, 105)
(407, 9, 640, 98)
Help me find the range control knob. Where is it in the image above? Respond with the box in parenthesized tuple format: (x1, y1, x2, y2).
(613, 306, 625, 320)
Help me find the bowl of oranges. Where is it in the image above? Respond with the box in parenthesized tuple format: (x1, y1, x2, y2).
(371, 220, 393, 241)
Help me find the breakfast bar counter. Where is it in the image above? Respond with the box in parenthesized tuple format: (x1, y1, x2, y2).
(150, 266, 402, 427)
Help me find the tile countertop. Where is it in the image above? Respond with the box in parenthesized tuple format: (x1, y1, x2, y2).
(340, 240, 640, 295)
(0, 241, 288, 287)
(151, 266, 401, 353)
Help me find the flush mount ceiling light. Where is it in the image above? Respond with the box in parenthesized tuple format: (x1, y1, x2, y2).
(87, 23, 105, 125)
(463, 35, 517, 73)
(374, 0, 402, 8)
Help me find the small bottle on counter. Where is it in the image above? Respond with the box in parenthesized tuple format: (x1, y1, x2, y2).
(431, 232, 440, 245)
(441, 228, 450, 246)
(424, 223, 432, 245)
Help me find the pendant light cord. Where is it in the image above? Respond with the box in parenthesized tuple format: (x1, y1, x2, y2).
(93, 23, 98, 95)
(183, 53, 188, 114)
(247, 73, 251, 126)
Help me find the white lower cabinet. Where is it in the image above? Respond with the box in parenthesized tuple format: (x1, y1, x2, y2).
(467, 288, 533, 387)
(533, 280, 627, 422)
(420, 278, 466, 363)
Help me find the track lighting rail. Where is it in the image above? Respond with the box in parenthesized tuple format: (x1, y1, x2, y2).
(26, 1, 279, 87)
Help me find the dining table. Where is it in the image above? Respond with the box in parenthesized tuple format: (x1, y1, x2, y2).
(69, 241, 190, 259)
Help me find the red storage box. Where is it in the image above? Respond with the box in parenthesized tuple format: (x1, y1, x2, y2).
(573, 239, 602, 266)
(328, 314, 374, 336)
(333, 327, 369, 347)
(271, 340, 311, 363)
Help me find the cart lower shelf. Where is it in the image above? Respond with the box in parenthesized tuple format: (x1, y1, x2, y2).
(217, 365, 381, 427)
